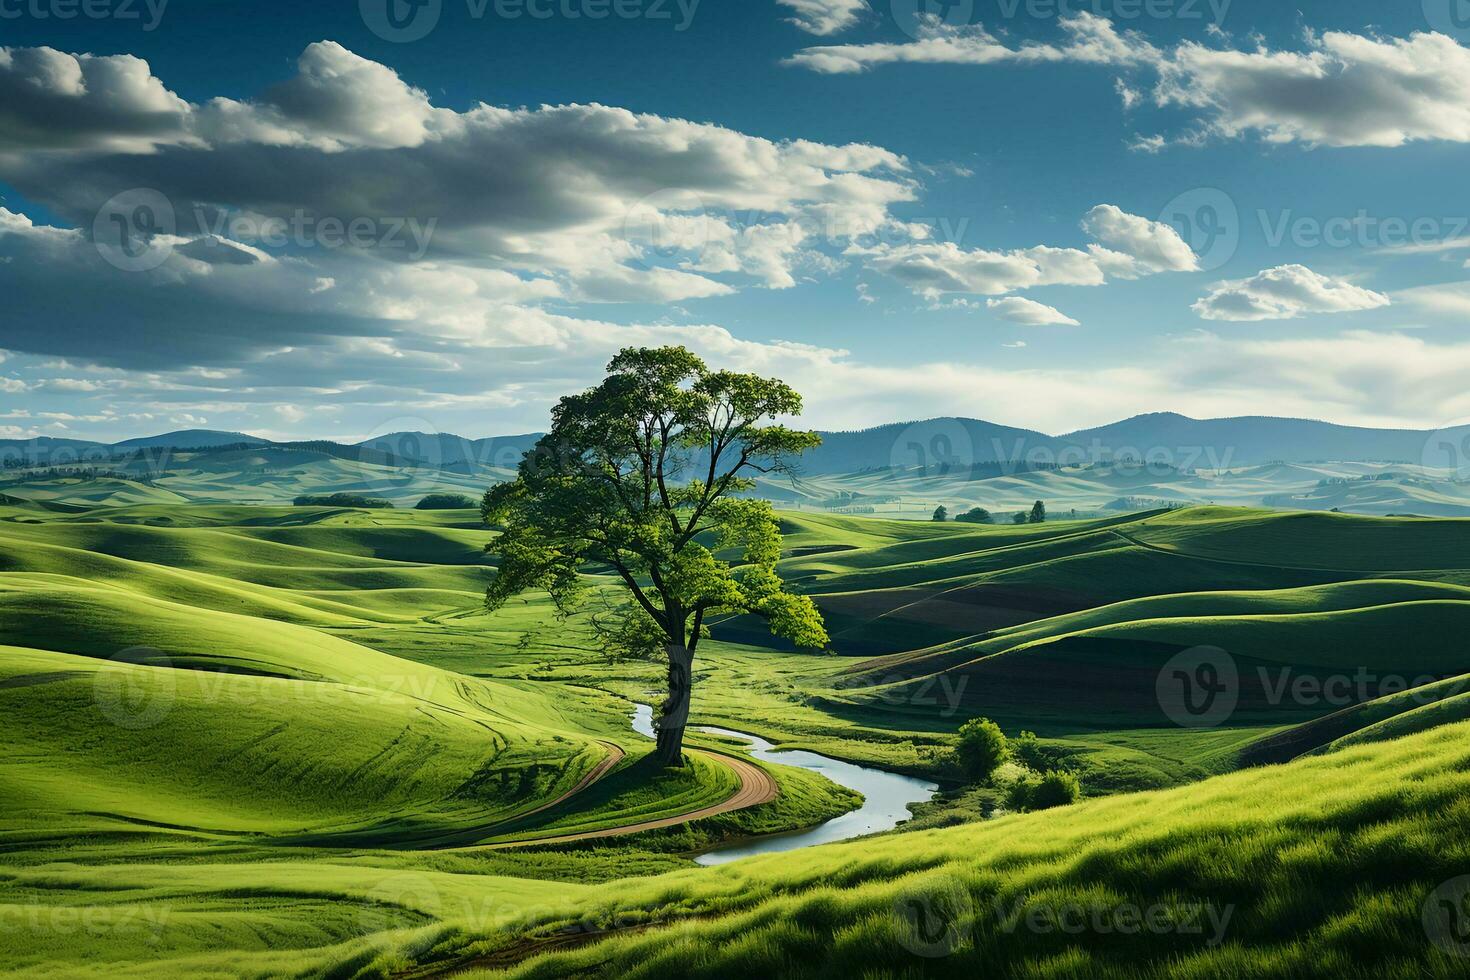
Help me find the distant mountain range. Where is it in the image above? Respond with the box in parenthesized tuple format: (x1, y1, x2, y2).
(2, 413, 1466, 473)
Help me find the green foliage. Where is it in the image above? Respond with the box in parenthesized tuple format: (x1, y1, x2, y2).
(293, 492, 394, 508)
(1003, 768, 1039, 811)
(1004, 767, 1081, 811)
(954, 717, 1009, 783)
(415, 492, 479, 510)
(954, 506, 992, 524)
(483, 346, 829, 660)
(931, 505, 948, 521)
(1029, 499, 1047, 523)
(1030, 769, 1082, 809)
(1011, 511, 1028, 524)
(1012, 730, 1046, 769)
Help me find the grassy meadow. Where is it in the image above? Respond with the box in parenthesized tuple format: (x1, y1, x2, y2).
(2, 495, 1470, 976)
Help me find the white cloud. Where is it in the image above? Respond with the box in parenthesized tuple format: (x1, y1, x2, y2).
(0, 45, 191, 152)
(986, 297, 1080, 326)
(1193, 264, 1391, 321)
(0, 41, 923, 376)
(855, 204, 1196, 301)
(789, 15, 1470, 150)
(777, 0, 867, 36)
(785, 13, 1158, 74)
(1080, 204, 1197, 273)
(1154, 30, 1470, 148)
(0, 41, 918, 327)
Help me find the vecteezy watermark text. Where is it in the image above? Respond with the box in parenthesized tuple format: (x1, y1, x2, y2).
(0, 0, 167, 30)
(361, 0, 699, 42)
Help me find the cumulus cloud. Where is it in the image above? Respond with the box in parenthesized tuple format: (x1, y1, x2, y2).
(0, 40, 923, 379)
(854, 204, 1196, 301)
(789, 15, 1470, 150)
(1080, 204, 1197, 273)
(0, 45, 191, 151)
(777, 0, 867, 36)
(985, 297, 1080, 326)
(0, 40, 917, 310)
(1154, 30, 1470, 148)
(1192, 265, 1391, 321)
(785, 12, 1159, 74)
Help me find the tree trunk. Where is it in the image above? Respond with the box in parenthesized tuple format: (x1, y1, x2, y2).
(655, 643, 693, 768)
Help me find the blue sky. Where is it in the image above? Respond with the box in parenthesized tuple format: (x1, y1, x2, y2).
(2, 0, 1470, 441)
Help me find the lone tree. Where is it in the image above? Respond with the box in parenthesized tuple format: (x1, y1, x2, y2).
(1029, 500, 1047, 524)
(482, 347, 829, 767)
(931, 505, 949, 522)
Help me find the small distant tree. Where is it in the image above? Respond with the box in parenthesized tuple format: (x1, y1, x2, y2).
(954, 717, 1009, 783)
(482, 346, 829, 768)
(955, 507, 992, 524)
(1029, 500, 1047, 523)
(932, 505, 949, 522)
(1011, 511, 1028, 525)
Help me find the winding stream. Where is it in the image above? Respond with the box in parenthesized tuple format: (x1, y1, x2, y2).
(630, 703, 938, 865)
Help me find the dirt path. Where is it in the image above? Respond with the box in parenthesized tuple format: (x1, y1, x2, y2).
(481, 749, 777, 848)
(506, 740, 626, 824)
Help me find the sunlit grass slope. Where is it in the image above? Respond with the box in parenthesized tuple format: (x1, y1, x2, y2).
(422, 720, 1470, 979)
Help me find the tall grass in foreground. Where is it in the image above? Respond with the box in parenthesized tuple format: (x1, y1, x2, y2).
(423, 720, 1470, 979)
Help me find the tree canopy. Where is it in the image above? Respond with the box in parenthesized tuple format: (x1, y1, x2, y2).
(482, 346, 828, 765)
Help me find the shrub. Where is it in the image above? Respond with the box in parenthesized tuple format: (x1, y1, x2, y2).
(955, 507, 993, 524)
(416, 493, 479, 510)
(954, 717, 1009, 783)
(1004, 771, 1040, 812)
(1029, 770, 1081, 810)
(1012, 730, 1047, 770)
(1005, 769, 1082, 812)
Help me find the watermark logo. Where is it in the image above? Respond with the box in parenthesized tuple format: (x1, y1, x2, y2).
(363, 0, 700, 41)
(0, 0, 169, 30)
(1421, 423, 1470, 481)
(191, 207, 438, 259)
(361, 0, 442, 41)
(889, 418, 974, 477)
(891, 0, 975, 39)
(1157, 645, 1238, 728)
(831, 672, 969, 717)
(893, 875, 973, 958)
(1259, 208, 1470, 252)
(93, 188, 175, 273)
(1159, 187, 1238, 272)
(93, 646, 175, 730)
(995, 895, 1234, 945)
(1424, 0, 1470, 42)
(994, 0, 1230, 22)
(351, 416, 448, 500)
(360, 873, 442, 934)
(1424, 876, 1470, 957)
(622, 189, 713, 270)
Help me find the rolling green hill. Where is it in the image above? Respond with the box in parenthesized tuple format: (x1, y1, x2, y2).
(3, 500, 1470, 977)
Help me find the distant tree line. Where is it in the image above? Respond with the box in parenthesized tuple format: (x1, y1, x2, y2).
(935, 501, 1047, 524)
(0, 467, 153, 485)
(415, 493, 479, 510)
(293, 493, 395, 508)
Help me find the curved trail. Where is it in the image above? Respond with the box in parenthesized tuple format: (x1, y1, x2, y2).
(493, 740, 627, 825)
(481, 748, 777, 848)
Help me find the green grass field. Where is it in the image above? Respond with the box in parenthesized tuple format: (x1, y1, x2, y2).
(3, 499, 1469, 976)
